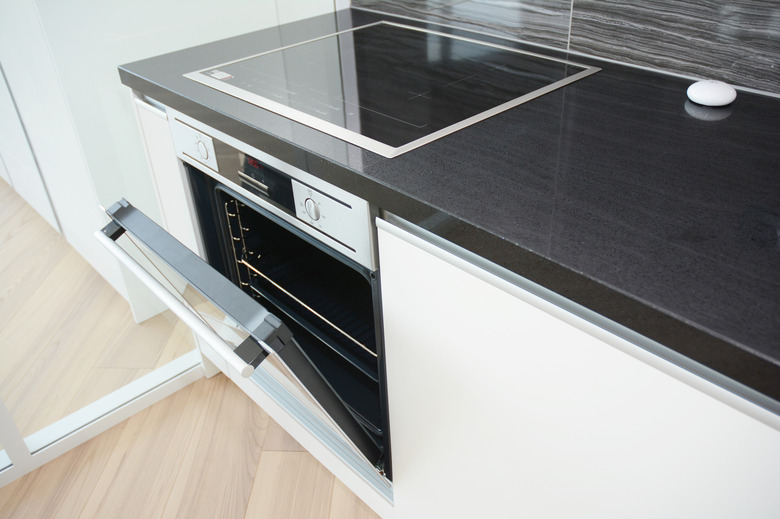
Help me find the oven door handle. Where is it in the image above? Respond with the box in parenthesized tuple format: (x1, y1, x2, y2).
(96, 199, 287, 377)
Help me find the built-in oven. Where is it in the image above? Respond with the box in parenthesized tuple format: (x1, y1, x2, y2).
(96, 110, 391, 480)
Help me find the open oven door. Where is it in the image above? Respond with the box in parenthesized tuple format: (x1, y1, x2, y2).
(95, 199, 388, 483)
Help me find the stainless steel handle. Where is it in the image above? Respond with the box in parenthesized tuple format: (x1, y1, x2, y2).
(238, 171, 270, 196)
(97, 199, 292, 376)
(133, 95, 167, 120)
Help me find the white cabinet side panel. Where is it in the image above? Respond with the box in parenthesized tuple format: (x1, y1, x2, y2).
(0, 154, 10, 184)
(133, 99, 201, 255)
(0, 66, 59, 231)
(378, 223, 780, 519)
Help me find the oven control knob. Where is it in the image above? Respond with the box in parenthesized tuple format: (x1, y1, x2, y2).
(197, 139, 209, 160)
(304, 198, 320, 221)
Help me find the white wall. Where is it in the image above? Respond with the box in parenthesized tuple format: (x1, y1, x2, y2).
(0, 0, 335, 312)
(34, 0, 335, 219)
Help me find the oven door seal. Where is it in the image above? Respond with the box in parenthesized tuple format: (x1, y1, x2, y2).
(98, 198, 382, 465)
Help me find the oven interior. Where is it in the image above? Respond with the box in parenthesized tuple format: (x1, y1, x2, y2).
(187, 165, 386, 462)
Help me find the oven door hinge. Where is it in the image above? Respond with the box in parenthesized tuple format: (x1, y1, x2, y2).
(101, 219, 125, 241)
(235, 315, 293, 368)
(233, 337, 269, 368)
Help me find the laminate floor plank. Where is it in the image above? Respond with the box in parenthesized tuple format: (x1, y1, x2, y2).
(1, 264, 140, 435)
(0, 180, 195, 435)
(0, 214, 67, 321)
(154, 318, 197, 367)
(0, 377, 379, 519)
(94, 311, 182, 370)
(261, 418, 306, 452)
(0, 421, 127, 518)
(0, 179, 58, 279)
(0, 244, 108, 435)
(161, 375, 269, 519)
(330, 478, 382, 519)
(245, 450, 335, 519)
(77, 379, 214, 519)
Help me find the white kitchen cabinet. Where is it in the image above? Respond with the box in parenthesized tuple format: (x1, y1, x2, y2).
(111, 94, 201, 322)
(0, 155, 9, 184)
(0, 67, 59, 231)
(377, 217, 780, 519)
(131, 96, 202, 255)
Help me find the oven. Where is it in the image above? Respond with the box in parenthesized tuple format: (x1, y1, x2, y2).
(96, 109, 391, 479)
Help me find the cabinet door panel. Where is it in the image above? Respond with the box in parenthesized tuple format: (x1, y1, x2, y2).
(133, 96, 202, 255)
(0, 67, 58, 230)
(377, 219, 780, 519)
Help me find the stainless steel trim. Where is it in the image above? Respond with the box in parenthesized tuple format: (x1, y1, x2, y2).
(184, 21, 600, 158)
(168, 109, 379, 271)
(237, 170, 271, 196)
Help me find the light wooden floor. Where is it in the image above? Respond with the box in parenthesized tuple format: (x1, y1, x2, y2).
(0, 375, 379, 519)
(0, 179, 193, 437)
(0, 180, 379, 518)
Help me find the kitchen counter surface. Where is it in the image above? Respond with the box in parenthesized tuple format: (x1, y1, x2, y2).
(119, 9, 780, 409)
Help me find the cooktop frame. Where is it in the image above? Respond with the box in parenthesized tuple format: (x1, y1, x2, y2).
(184, 21, 600, 158)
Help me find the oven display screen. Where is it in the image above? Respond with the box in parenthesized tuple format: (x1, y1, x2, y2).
(238, 152, 294, 213)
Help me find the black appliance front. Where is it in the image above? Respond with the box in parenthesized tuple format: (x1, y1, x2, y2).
(186, 164, 390, 475)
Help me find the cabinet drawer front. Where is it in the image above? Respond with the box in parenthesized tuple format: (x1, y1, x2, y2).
(378, 217, 780, 519)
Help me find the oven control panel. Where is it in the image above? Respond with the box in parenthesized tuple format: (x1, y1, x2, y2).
(291, 180, 365, 250)
(170, 118, 218, 171)
(168, 111, 378, 270)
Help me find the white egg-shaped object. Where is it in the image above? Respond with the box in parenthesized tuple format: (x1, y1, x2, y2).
(686, 80, 737, 107)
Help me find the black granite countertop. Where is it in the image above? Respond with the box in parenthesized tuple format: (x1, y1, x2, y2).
(119, 9, 780, 409)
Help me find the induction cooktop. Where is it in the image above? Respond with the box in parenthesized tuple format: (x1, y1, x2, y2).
(185, 22, 599, 158)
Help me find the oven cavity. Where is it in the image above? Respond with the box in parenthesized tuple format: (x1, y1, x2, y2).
(188, 164, 387, 463)
(219, 191, 379, 379)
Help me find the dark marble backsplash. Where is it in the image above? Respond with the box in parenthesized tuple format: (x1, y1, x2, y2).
(352, 0, 780, 95)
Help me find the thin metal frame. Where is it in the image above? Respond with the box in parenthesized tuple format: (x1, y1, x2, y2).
(184, 21, 600, 158)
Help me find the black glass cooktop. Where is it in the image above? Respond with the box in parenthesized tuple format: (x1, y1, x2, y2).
(185, 22, 599, 157)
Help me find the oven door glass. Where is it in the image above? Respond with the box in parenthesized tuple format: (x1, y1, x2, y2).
(96, 199, 383, 470)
